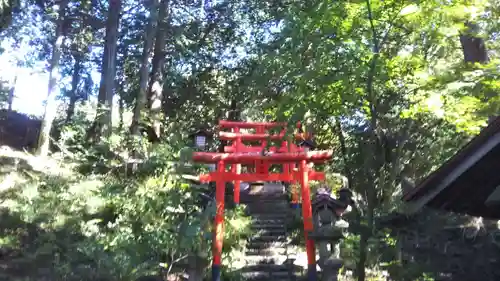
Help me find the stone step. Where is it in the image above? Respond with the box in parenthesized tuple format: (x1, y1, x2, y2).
(251, 228, 286, 236)
(246, 196, 288, 201)
(251, 220, 286, 228)
(241, 194, 288, 203)
(242, 195, 287, 201)
(246, 205, 289, 213)
(242, 271, 294, 279)
(242, 264, 293, 273)
(244, 255, 289, 265)
(242, 270, 301, 281)
(241, 271, 296, 281)
(252, 211, 287, 217)
(245, 246, 288, 256)
(244, 194, 288, 201)
(248, 235, 287, 244)
(251, 221, 287, 227)
(251, 219, 287, 226)
(252, 213, 288, 220)
(239, 185, 295, 281)
(243, 192, 281, 195)
(245, 193, 287, 198)
(245, 208, 287, 217)
(246, 239, 288, 249)
(243, 201, 289, 207)
(250, 230, 286, 237)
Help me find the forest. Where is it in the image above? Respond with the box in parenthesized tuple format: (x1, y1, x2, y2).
(0, 0, 499, 280)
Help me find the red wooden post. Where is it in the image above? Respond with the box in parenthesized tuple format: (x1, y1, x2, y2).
(299, 159, 317, 281)
(282, 134, 290, 188)
(290, 181, 300, 209)
(231, 127, 241, 204)
(212, 160, 225, 281)
(255, 125, 268, 175)
(290, 142, 299, 209)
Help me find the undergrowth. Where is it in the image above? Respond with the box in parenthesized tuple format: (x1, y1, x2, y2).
(0, 141, 251, 281)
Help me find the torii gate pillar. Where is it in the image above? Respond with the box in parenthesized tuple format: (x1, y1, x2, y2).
(212, 160, 225, 281)
(300, 159, 317, 281)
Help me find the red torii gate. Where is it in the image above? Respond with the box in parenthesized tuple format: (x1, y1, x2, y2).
(218, 120, 308, 206)
(193, 120, 331, 281)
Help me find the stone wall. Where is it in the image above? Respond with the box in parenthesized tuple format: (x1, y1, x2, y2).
(0, 110, 41, 150)
(389, 209, 500, 281)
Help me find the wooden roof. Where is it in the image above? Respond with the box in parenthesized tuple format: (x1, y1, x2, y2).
(188, 128, 214, 138)
(403, 117, 500, 219)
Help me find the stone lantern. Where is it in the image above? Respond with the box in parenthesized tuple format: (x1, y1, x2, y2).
(309, 186, 353, 281)
(298, 139, 316, 171)
(189, 129, 215, 171)
(190, 129, 211, 150)
(298, 139, 316, 152)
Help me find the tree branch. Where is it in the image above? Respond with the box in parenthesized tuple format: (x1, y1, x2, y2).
(366, 0, 379, 53)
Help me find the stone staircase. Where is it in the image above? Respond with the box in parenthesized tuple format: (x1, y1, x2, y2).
(240, 183, 303, 281)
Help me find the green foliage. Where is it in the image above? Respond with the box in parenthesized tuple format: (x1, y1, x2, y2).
(250, 0, 498, 278)
(0, 141, 251, 280)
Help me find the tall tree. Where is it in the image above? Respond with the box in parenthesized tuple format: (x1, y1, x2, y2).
(36, 0, 69, 156)
(130, 0, 160, 137)
(146, 0, 170, 141)
(7, 75, 16, 111)
(460, 22, 488, 63)
(0, 0, 18, 32)
(65, 54, 83, 122)
(88, 0, 122, 142)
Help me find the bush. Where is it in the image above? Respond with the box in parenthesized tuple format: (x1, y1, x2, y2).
(0, 142, 251, 281)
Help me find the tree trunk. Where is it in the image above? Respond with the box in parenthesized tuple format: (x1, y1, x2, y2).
(228, 99, 240, 121)
(35, 0, 68, 156)
(147, 0, 171, 141)
(118, 92, 124, 130)
(459, 22, 488, 64)
(65, 55, 83, 123)
(117, 47, 128, 131)
(334, 119, 353, 187)
(355, 0, 381, 278)
(7, 75, 16, 112)
(88, 0, 121, 142)
(130, 0, 160, 137)
(356, 188, 375, 281)
(0, 0, 16, 32)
